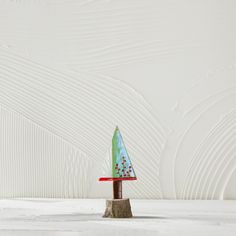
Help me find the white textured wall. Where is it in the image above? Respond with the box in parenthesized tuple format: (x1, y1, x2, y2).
(0, 0, 236, 199)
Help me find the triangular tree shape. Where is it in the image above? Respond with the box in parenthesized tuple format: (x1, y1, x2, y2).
(99, 126, 137, 181)
(112, 127, 136, 179)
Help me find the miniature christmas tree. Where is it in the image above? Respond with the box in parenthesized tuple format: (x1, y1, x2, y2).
(99, 126, 137, 217)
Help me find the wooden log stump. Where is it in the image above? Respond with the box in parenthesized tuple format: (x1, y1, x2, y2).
(103, 198, 133, 218)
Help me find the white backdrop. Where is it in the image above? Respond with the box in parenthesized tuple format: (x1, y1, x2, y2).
(0, 0, 236, 199)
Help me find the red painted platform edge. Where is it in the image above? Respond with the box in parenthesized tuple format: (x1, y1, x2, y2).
(99, 177, 137, 181)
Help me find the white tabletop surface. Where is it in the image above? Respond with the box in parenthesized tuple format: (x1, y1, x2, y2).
(0, 199, 235, 236)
